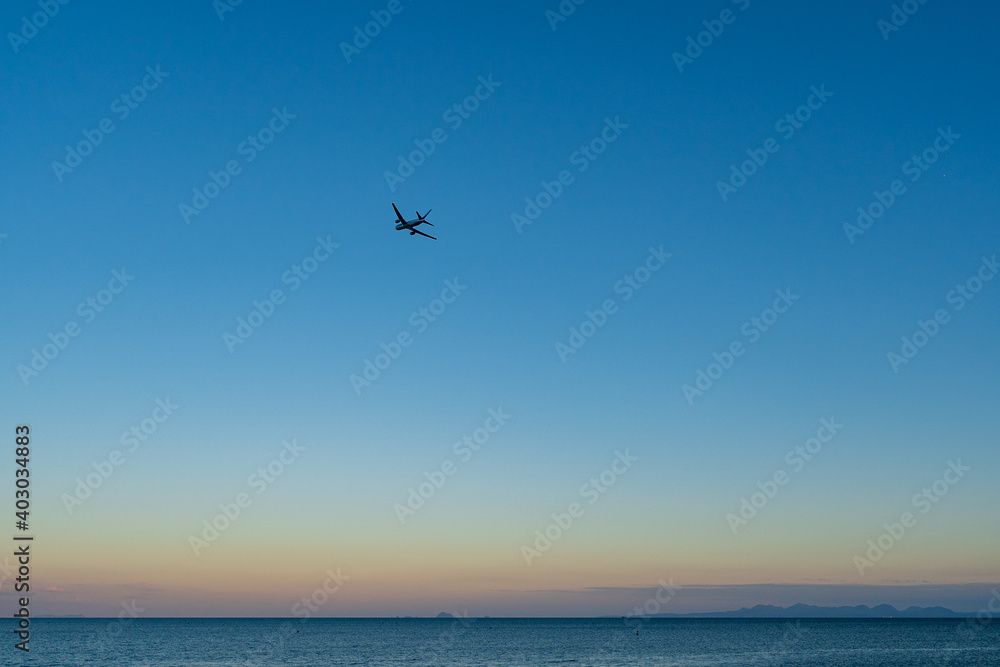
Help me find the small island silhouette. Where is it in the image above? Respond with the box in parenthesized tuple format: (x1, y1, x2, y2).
(626, 604, 971, 619)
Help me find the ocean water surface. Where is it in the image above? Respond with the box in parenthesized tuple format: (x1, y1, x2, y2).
(8, 618, 999, 666)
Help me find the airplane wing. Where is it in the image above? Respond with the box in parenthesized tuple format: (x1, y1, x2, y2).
(412, 228, 437, 240)
(391, 203, 406, 224)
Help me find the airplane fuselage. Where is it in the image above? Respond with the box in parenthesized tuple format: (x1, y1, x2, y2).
(390, 203, 436, 239)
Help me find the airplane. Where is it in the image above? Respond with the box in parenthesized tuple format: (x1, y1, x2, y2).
(392, 203, 436, 240)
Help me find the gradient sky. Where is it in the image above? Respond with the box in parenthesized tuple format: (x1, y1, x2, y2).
(1, 0, 998, 617)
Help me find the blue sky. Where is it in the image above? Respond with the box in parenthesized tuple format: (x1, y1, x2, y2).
(1, 0, 998, 616)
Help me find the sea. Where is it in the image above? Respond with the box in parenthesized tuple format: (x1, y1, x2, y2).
(6, 618, 998, 666)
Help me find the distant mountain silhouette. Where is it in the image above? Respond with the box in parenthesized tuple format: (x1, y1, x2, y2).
(636, 604, 969, 618)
